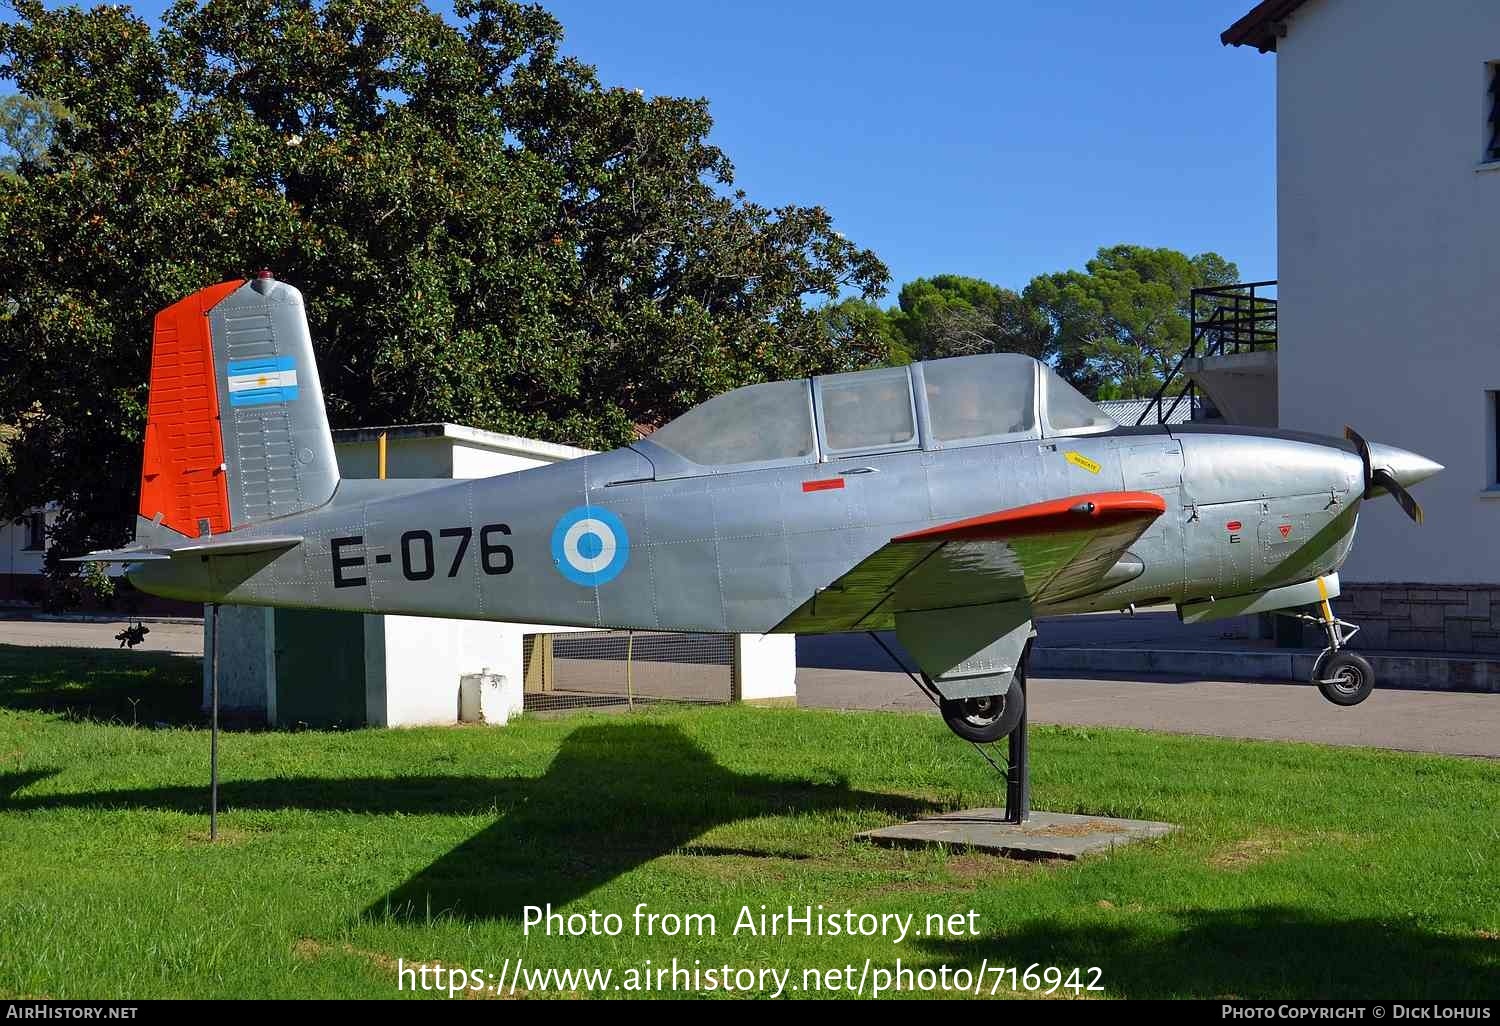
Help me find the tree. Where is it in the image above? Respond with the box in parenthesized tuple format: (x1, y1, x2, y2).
(0, 93, 62, 173)
(888, 274, 1050, 363)
(1024, 244, 1240, 399)
(0, 0, 889, 570)
(818, 297, 909, 364)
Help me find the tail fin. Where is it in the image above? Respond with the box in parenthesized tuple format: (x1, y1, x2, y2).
(137, 275, 338, 543)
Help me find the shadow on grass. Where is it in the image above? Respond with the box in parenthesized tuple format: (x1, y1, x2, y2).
(915, 905, 1499, 999)
(0, 644, 203, 727)
(5, 718, 1496, 997)
(0, 721, 939, 923)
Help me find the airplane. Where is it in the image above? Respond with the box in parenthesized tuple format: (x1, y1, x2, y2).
(76, 275, 1443, 744)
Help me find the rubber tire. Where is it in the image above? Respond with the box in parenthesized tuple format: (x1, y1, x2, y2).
(940, 681, 1026, 743)
(1316, 651, 1375, 706)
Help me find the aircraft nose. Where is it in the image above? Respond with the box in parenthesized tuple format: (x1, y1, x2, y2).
(1366, 442, 1444, 489)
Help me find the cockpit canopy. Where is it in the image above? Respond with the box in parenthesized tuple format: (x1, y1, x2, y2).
(639, 353, 1117, 478)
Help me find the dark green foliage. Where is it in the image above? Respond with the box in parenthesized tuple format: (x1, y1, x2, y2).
(889, 274, 1051, 363)
(820, 248, 1244, 403)
(0, 0, 888, 564)
(1024, 244, 1242, 400)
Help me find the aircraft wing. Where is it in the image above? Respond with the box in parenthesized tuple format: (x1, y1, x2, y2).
(774, 491, 1167, 633)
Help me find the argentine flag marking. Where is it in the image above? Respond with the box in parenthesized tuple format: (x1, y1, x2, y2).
(227, 356, 299, 407)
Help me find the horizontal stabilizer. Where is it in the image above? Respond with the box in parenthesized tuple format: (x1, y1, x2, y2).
(169, 535, 303, 558)
(63, 547, 173, 564)
(68, 534, 302, 563)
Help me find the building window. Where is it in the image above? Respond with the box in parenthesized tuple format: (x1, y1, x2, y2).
(1490, 63, 1500, 163)
(22, 512, 46, 551)
(1492, 392, 1500, 487)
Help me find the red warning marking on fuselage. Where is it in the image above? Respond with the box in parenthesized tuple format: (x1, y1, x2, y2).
(1226, 520, 1242, 532)
(1279, 523, 1292, 539)
(802, 478, 845, 493)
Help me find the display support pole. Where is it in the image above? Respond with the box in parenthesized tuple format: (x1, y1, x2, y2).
(209, 602, 220, 842)
(1004, 661, 1030, 824)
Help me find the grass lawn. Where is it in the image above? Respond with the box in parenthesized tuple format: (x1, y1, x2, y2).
(0, 643, 1496, 1000)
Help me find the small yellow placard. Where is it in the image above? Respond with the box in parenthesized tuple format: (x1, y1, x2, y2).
(1065, 451, 1101, 474)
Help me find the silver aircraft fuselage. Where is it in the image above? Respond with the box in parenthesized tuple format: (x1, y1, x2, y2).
(127, 423, 1423, 633)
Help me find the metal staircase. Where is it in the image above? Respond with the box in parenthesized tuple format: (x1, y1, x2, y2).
(1136, 280, 1278, 425)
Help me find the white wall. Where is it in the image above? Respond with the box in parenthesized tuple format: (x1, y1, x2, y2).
(450, 444, 550, 480)
(337, 436, 456, 479)
(367, 615, 524, 727)
(334, 427, 591, 482)
(1, 516, 48, 579)
(733, 633, 798, 702)
(1276, 0, 1500, 584)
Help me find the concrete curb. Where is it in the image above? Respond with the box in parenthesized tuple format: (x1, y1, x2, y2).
(1031, 646, 1500, 694)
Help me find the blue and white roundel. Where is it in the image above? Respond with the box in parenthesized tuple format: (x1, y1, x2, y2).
(551, 506, 630, 586)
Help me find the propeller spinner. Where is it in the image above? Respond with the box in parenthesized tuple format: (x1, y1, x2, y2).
(1343, 425, 1436, 525)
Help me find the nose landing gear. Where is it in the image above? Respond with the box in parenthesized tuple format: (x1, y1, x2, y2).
(1278, 594, 1375, 706)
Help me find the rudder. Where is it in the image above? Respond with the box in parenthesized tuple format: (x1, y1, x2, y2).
(138, 275, 338, 541)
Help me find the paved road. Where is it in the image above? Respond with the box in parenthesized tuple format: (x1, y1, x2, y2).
(0, 617, 204, 657)
(1, 618, 1496, 758)
(795, 666, 1500, 759)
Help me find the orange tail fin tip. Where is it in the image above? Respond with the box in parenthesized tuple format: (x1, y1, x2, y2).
(137, 280, 245, 538)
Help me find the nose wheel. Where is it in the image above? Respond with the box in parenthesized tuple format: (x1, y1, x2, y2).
(1314, 650, 1374, 706)
(1279, 596, 1375, 706)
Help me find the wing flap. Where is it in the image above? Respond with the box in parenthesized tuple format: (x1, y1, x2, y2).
(775, 490, 1166, 632)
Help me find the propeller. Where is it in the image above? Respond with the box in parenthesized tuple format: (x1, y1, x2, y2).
(1344, 425, 1424, 525)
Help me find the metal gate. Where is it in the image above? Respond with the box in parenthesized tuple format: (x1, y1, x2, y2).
(522, 631, 735, 712)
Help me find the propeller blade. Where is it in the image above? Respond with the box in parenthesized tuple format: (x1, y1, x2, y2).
(1371, 468, 1424, 524)
(1344, 425, 1374, 499)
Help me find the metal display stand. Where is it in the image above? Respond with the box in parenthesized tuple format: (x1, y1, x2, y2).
(209, 603, 220, 842)
(1003, 671, 1029, 823)
(861, 633, 1179, 859)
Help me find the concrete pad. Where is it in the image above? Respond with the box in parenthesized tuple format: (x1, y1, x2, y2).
(859, 808, 1179, 860)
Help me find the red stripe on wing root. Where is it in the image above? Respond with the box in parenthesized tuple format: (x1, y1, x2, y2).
(893, 491, 1167, 544)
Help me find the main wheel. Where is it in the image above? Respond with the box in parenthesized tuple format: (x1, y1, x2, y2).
(1315, 651, 1375, 706)
(940, 683, 1025, 743)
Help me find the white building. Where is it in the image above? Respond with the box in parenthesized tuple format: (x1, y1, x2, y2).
(0, 507, 52, 604)
(1224, 0, 1500, 652)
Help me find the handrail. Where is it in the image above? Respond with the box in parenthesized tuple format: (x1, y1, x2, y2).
(1135, 280, 1277, 425)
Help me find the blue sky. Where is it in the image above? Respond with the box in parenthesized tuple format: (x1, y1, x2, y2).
(538, 0, 1278, 296)
(19, 1, 1278, 298)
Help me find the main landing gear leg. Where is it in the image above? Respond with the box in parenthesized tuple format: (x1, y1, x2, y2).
(867, 631, 1030, 820)
(1278, 594, 1375, 707)
(927, 647, 1030, 822)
